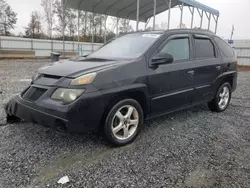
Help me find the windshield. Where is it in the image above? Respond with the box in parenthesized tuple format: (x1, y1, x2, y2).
(88, 33, 161, 59)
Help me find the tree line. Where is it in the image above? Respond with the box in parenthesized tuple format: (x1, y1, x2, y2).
(0, 0, 175, 43)
(0, 0, 133, 43)
(0, 0, 17, 36)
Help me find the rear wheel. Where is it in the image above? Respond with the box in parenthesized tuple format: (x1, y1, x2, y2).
(103, 99, 144, 146)
(208, 82, 232, 112)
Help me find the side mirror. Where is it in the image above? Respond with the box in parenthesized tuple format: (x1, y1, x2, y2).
(150, 53, 173, 67)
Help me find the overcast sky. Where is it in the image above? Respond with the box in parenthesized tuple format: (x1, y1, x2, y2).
(6, 0, 250, 39)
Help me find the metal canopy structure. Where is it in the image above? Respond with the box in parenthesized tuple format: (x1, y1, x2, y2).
(62, 0, 220, 57)
(65, 0, 219, 22)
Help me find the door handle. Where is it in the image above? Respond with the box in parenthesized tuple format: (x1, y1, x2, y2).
(187, 70, 195, 75)
(216, 66, 221, 70)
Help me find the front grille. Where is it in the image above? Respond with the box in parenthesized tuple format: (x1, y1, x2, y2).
(22, 87, 47, 101)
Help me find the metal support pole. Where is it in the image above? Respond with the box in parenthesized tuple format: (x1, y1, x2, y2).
(62, 0, 67, 58)
(104, 16, 107, 43)
(200, 10, 203, 28)
(230, 25, 234, 40)
(208, 13, 211, 30)
(51, 39, 53, 52)
(136, 0, 140, 31)
(145, 18, 150, 30)
(99, 16, 102, 43)
(31, 39, 33, 50)
(215, 16, 218, 34)
(116, 17, 119, 35)
(127, 20, 131, 27)
(167, 0, 172, 29)
(77, 9, 80, 47)
(49, 0, 53, 39)
(153, 0, 156, 30)
(92, 13, 94, 52)
(179, 3, 184, 28)
(189, 7, 194, 29)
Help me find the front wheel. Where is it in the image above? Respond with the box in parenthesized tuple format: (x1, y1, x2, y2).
(103, 99, 144, 146)
(208, 82, 232, 112)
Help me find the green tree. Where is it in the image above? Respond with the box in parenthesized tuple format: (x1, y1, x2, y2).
(25, 11, 43, 38)
(90, 13, 106, 42)
(119, 19, 133, 34)
(41, 0, 56, 39)
(0, 0, 17, 36)
(53, 0, 76, 37)
(79, 11, 89, 40)
(67, 10, 77, 39)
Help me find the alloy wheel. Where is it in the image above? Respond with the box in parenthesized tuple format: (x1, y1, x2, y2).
(218, 86, 230, 110)
(111, 105, 139, 141)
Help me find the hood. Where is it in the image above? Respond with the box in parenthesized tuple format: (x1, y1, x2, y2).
(38, 58, 123, 78)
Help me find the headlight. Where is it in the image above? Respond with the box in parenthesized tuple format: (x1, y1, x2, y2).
(51, 88, 85, 104)
(32, 72, 41, 81)
(70, 72, 97, 86)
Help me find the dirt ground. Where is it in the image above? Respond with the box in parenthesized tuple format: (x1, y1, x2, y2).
(238, 65, 250, 72)
(0, 59, 250, 188)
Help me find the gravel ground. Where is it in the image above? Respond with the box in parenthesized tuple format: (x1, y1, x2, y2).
(0, 59, 250, 188)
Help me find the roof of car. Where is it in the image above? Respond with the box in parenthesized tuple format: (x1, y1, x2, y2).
(135, 29, 216, 36)
(168, 28, 216, 35)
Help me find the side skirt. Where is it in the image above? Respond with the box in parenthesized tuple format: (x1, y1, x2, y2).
(145, 100, 211, 121)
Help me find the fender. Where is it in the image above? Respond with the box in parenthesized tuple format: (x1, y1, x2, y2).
(100, 83, 151, 116)
(213, 70, 237, 91)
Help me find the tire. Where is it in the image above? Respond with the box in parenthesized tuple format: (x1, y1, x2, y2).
(208, 82, 232, 112)
(103, 99, 144, 146)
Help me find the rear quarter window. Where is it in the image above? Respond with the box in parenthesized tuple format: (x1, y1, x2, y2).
(214, 36, 235, 57)
(194, 37, 215, 59)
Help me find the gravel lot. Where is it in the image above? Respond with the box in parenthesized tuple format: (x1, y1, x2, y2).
(0, 59, 250, 188)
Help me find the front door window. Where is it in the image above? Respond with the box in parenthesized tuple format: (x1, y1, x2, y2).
(159, 38, 190, 62)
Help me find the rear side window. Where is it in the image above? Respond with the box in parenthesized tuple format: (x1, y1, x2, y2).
(194, 37, 215, 58)
(159, 38, 190, 61)
(214, 36, 235, 57)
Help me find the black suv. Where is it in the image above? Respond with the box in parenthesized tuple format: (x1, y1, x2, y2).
(5, 29, 237, 146)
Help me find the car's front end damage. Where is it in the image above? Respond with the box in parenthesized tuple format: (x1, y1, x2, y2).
(4, 59, 120, 133)
(5, 89, 107, 133)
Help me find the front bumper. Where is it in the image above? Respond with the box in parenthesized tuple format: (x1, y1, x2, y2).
(5, 90, 107, 133)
